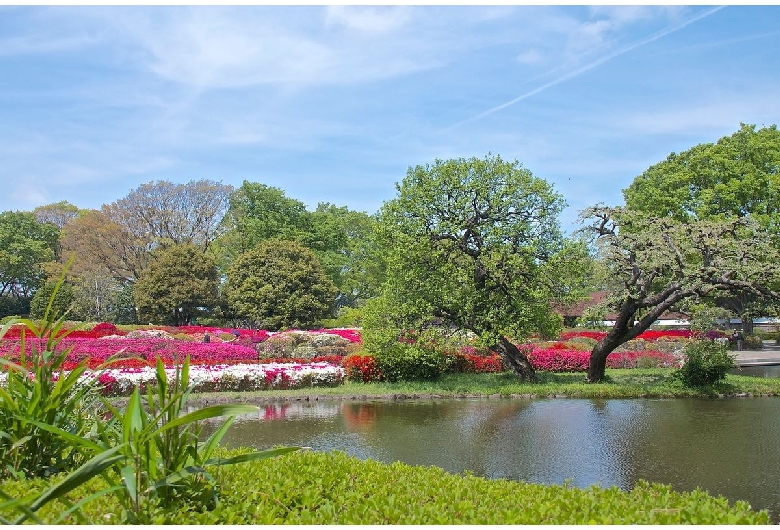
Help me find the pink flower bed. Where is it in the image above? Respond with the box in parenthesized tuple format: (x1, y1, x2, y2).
(527, 347, 678, 372)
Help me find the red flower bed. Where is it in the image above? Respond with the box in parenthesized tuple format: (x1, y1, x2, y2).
(342, 355, 382, 382)
(560, 329, 692, 342)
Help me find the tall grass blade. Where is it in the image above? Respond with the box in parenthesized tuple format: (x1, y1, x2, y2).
(12, 446, 125, 524)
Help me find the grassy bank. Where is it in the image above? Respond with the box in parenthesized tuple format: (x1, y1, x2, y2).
(185, 368, 780, 404)
(2, 449, 769, 524)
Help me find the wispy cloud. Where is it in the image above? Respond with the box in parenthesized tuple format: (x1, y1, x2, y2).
(448, 6, 727, 129)
(324, 6, 411, 34)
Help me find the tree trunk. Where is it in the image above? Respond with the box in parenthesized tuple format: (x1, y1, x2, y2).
(740, 314, 754, 335)
(493, 336, 537, 382)
(586, 331, 629, 383)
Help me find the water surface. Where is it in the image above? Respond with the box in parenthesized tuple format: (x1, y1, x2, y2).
(209, 397, 780, 520)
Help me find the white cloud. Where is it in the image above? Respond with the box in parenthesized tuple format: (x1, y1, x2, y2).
(324, 6, 410, 34)
(516, 49, 544, 65)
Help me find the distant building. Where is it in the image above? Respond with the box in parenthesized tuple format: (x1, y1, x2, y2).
(559, 291, 691, 328)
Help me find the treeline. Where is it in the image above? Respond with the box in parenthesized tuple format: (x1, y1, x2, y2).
(0, 180, 378, 329)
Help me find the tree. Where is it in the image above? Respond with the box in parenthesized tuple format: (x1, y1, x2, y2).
(223, 182, 312, 253)
(105, 179, 233, 251)
(0, 211, 58, 301)
(578, 206, 780, 382)
(224, 239, 337, 330)
(29, 281, 74, 320)
(220, 184, 378, 310)
(133, 243, 220, 326)
(306, 203, 378, 310)
(367, 154, 588, 382)
(59, 209, 149, 284)
(623, 123, 780, 225)
(33, 201, 80, 230)
(623, 123, 780, 332)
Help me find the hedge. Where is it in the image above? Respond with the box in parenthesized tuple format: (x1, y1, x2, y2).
(1, 449, 768, 524)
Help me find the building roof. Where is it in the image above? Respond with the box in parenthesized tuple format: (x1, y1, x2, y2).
(560, 291, 690, 322)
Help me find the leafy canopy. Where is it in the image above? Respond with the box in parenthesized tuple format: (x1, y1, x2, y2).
(133, 243, 220, 326)
(224, 239, 337, 330)
(367, 153, 586, 347)
(623, 123, 780, 227)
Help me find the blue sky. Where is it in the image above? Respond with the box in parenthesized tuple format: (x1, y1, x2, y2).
(2, 5, 780, 232)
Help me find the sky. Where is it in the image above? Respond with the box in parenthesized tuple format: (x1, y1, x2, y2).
(2, 5, 780, 232)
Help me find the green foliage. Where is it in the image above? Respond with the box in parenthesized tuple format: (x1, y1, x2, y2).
(133, 243, 220, 326)
(2, 449, 769, 524)
(29, 281, 74, 320)
(321, 306, 363, 328)
(78, 356, 297, 523)
(0, 296, 30, 320)
(623, 123, 780, 228)
(743, 334, 763, 350)
(674, 340, 736, 387)
(368, 153, 588, 381)
(373, 342, 445, 382)
(0, 210, 58, 299)
(0, 285, 102, 480)
(219, 186, 378, 311)
(685, 303, 733, 334)
(224, 239, 337, 330)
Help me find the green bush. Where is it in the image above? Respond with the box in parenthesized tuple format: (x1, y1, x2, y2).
(0, 449, 768, 524)
(674, 340, 736, 387)
(374, 343, 445, 382)
(743, 334, 763, 350)
(29, 282, 74, 320)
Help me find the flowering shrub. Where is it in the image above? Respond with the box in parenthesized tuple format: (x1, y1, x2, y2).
(92, 322, 121, 337)
(444, 352, 504, 373)
(342, 355, 383, 382)
(309, 328, 362, 343)
(527, 347, 678, 372)
(0, 338, 260, 368)
(79, 362, 345, 397)
(560, 329, 692, 342)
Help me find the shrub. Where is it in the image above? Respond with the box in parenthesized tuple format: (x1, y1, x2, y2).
(1, 450, 769, 524)
(342, 355, 382, 383)
(743, 334, 763, 350)
(673, 340, 736, 387)
(91, 322, 120, 337)
(373, 343, 445, 382)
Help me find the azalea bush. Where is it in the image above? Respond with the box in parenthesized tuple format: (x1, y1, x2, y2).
(559, 329, 692, 342)
(528, 347, 677, 372)
(81, 362, 346, 397)
(342, 355, 383, 383)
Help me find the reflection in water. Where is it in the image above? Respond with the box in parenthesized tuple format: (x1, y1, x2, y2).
(207, 398, 780, 521)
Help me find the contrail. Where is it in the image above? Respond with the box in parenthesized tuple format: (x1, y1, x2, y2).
(448, 6, 727, 129)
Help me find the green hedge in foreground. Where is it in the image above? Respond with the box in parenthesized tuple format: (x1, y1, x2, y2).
(1, 450, 769, 524)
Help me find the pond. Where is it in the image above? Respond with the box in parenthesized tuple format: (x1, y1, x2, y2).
(732, 364, 780, 378)
(207, 397, 780, 521)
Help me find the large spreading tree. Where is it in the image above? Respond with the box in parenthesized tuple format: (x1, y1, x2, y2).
(622, 123, 780, 332)
(578, 206, 780, 383)
(366, 154, 589, 382)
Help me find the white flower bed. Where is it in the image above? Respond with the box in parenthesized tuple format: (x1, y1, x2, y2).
(0, 362, 346, 396)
